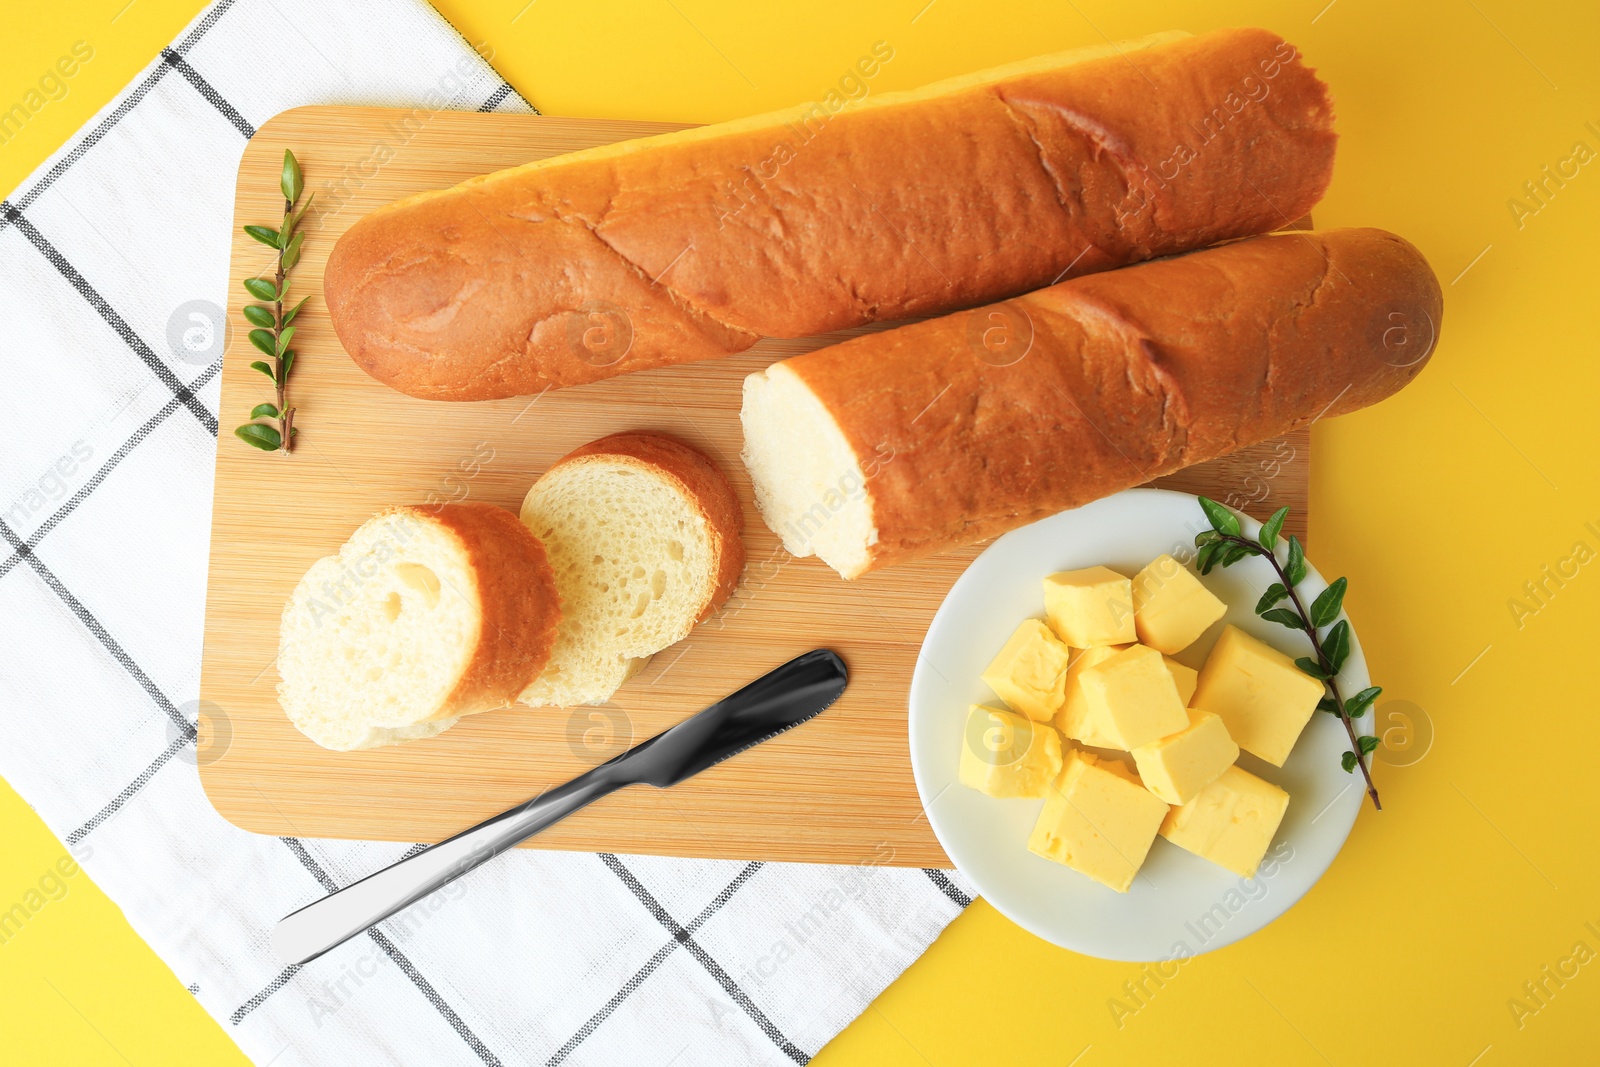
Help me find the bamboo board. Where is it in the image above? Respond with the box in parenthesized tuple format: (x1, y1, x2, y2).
(197, 107, 1310, 867)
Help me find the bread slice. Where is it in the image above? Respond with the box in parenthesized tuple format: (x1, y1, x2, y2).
(517, 432, 744, 707)
(278, 503, 561, 750)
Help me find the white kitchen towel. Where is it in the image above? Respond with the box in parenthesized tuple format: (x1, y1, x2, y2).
(0, 1, 974, 1064)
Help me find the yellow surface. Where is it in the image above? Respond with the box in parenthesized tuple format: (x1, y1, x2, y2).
(2, 0, 1598, 1063)
(980, 619, 1073, 721)
(1165, 655, 1199, 705)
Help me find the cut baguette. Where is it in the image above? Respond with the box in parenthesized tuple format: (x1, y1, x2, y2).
(517, 432, 744, 707)
(278, 503, 561, 750)
(742, 227, 1442, 578)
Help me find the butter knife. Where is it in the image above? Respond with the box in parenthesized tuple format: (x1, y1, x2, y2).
(272, 647, 847, 965)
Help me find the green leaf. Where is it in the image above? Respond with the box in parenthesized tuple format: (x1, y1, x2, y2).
(283, 295, 310, 325)
(291, 191, 317, 226)
(281, 350, 295, 379)
(281, 149, 304, 204)
(1260, 607, 1305, 629)
(243, 277, 277, 301)
(1317, 695, 1342, 715)
(235, 422, 282, 450)
(1323, 619, 1352, 674)
(276, 326, 296, 356)
(1198, 496, 1241, 537)
(1341, 750, 1359, 773)
(1309, 577, 1347, 628)
(281, 230, 305, 271)
(1196, 541, 1223, 575)
(1259, 506, 1289, 549)
(1358, 735, 1380, 756)
(244, 224, 280, 248)
(278, 210, 296, 249)
(1256, 583, 1289, 613)
(250, 402, 279, 419)
(1344, 686, 1382, 720)
(242, 304, 275, 328)
(1285, 535, 1308, 586)
(248, 329, 277, 357)
(249, 360, 275, 380)
(1194, 529, 1221, 549)
(1218, 542, 1258, 569)
(1295, 656, 1332, 680)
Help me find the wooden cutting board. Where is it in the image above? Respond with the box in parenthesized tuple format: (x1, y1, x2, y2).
(197, 106, 1309, 867)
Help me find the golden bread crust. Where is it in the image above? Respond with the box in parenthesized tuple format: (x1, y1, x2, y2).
(325, 28, 1336, 400)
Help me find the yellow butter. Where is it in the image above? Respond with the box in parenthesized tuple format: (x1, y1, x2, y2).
(1191, 625, 1325, 766)
(1028, 749, 1169, 892)
(980, 619, 1072, 721)
(958, 704, 1063, 798)
(1043, 566, 1137, 648)
(1053, 644, 1128, 747)
(1132, 554, 1228, 654)
(1165, 656, 1198, 706)
(1131, 708, 1240, 805)
(1079, 644, 1189, 750)
(1160, 764, 1290, 878)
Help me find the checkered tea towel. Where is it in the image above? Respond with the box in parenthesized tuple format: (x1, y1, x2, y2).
(0, 1, 973, 1063)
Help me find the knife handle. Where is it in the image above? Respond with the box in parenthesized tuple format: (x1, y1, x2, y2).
(272, 769, 621, 965)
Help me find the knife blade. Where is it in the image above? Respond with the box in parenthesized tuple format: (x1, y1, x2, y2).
(272, 648, 847, 966)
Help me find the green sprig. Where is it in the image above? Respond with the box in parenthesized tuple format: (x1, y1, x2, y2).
(1194, 497, 1383, 811)
(235, 149, 312, 454)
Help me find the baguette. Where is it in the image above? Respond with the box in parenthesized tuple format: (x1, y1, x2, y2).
(740, 227, 1442, 578)
(278, 503, 561, 749)
(326, 27, 1337, 400)
(517, 432, 744, 706)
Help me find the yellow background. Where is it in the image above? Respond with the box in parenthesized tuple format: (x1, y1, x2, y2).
(3, 0, 1597, 1063)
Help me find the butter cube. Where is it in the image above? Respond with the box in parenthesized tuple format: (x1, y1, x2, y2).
(1133, 554, 1228, 654)
(1054, 644, 1128, 748)
(1131, 709, 1240, 805)
(1028, 749, 1169, 892)
(1079, 644, 1189, 750)
(1165, 656, 1198, 706)
(981, 620, 1073, 721)
(1043, 566, 1136, 648)
(958, 705, 1063, 798)
(1160, 765, 1290, 878)
(1192, 625, 1325, 766)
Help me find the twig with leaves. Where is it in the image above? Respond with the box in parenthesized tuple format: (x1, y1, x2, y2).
(235, 150, 312, 452)
(1194, 497, 1383, 811)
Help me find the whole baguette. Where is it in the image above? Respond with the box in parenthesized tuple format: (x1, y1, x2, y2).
(326, 27, 1337, 400)
(739, 228, 1443, 577)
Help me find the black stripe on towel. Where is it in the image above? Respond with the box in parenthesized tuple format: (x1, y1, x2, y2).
(0, 517, 191, 735)
(922, 868, 973, 908)
(0, 204, 217, 436)
(0, 364, 220, 581)
(161, 49, 256, 138)
(598, 854, 809, 1065)
(477, 84, 514, 112)
(548, 861, 763, 1066)
(276, 838, 504, 1066)
(0, 0, 238, 230)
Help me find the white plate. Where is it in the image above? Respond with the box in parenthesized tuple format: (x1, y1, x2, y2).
(908, 488, 1370, 961)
